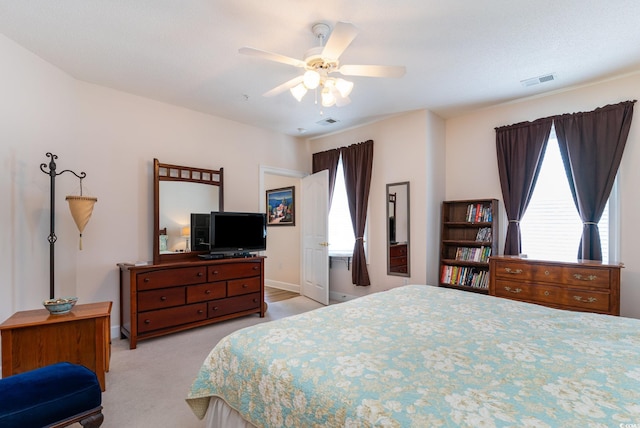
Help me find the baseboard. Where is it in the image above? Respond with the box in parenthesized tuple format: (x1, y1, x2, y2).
(111, 326, 121, 341)
(265, 280, 300, 293)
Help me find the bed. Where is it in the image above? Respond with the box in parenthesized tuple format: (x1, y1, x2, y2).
(186, 284, 640, 427)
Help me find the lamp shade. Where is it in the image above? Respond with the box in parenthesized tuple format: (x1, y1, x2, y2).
(303, 70, 320, 89)
(321, 87, 336, 107)
(65, 195, 97, 250)
(290, 83, 307, 102)
(335, 78, 354, 98)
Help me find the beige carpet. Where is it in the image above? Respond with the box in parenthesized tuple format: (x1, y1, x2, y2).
(101, 296, 323, 428)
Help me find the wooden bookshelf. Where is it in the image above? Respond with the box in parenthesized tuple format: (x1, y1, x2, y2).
(439, 199, 499, 294)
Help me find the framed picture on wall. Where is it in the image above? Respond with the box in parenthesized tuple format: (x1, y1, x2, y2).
(266, 186, 295, 226)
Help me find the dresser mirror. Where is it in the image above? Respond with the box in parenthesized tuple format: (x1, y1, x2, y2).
(387, 181, 410, 277)
(153, 159, 224, 264)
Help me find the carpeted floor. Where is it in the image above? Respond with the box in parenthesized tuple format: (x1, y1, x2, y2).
(101, 295, 323, 428)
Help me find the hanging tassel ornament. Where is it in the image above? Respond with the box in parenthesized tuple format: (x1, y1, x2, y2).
(66, 178, 97, 250)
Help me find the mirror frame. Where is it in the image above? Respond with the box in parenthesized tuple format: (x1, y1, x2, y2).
(386, 181, 410, 277)
(153, 158, 224, 264)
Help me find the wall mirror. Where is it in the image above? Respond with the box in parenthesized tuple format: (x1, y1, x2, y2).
(387, 181, 410, 277)
(153, 159, 224, 264)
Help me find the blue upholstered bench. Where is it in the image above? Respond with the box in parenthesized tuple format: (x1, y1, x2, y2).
(0, 362, 103, 428)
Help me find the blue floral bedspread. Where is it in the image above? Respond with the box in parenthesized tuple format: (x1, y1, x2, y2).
(186, 285, 640, 427)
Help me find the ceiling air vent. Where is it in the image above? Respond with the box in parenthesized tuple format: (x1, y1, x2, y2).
(316, 117, 339, 126)
(521, 73, 556, 87)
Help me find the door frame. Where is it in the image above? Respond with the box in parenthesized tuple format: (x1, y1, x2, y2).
(260, 165, 307, 293)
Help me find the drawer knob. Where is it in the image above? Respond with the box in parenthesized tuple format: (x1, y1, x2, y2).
(504, 286, 522, 294)
(573, 296, 598, 303)
(504, 268, 523, 274)
(573, 274, 597, 281)
(144, 319, 151, 324)
(160, 296, 167, 301)
(205, 289, 211, 294)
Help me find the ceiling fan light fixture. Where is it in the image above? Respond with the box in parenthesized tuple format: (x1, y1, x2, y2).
(321, 87, 336, 107)
(290, 83, 307, 102)
(303, 70, 321, 89)
(335, 78, 354, 98)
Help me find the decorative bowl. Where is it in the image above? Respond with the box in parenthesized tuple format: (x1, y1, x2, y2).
(43, 297, 78, 315)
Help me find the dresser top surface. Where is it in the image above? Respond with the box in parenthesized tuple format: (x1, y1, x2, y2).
(490, 255, 623, 268)
(0, 301, 112, 330)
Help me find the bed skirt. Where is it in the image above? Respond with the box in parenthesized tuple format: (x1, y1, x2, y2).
(204, 397, 257, 428)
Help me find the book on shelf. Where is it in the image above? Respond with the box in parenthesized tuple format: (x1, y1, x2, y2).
(454, 246, 492, 262)
(440, 265, 490, 289)
(475, 227, 492, 242)
(465, 203, 492, 223)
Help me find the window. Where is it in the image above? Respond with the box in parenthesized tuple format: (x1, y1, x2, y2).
(520, 127, 612, 262)
(328, 157, 355, 256)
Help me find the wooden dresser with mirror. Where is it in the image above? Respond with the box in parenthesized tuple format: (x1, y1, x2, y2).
(119, 159, 265, 349)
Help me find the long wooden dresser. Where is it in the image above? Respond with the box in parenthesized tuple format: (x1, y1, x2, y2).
(119, 257, 265, 349)
(489, 256, 622, 315)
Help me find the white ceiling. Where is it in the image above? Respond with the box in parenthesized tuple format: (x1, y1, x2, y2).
(2, 0, 640, 137)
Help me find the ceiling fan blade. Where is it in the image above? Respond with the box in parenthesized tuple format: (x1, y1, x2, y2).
(262, 75, 304, 97)
(338, 64, 406, 78)
(321, 22, 358, 60)
(239, 47, 306, 68)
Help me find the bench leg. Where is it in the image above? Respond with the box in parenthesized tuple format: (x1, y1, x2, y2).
(80, 411, 104, 428)
(49, 406, 103, 428)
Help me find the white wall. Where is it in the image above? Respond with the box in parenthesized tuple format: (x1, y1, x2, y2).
(309, 110, 446, 298)
(0, 34, 309, 334)
(445, 72, 640, 319)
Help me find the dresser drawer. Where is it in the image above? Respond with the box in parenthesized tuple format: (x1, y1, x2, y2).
(186, 282, 227, 303)
(138, 287, 186, 311)
(208, 262, 261, 282)
(531, 265, 562, 283)
(493, 261, 533, 281)
(390, 263, 408, 273)
(561, 266, 611, 289)
(390, 244, 407, 257)
(495, 280, 611, 313)
(390, 256, 408, 268)
(208, 293, 261, 318)
(137, 266, 206, 290)
(228, 276, 261, 297)
(494, 280, 559, 303)
(137, 303, 207, 333)
(561, 288, 611, 313)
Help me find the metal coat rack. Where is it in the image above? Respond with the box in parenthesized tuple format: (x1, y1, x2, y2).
(40, 152, 87, 300)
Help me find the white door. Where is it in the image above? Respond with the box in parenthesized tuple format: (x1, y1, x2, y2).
(301, 170, 329, 305)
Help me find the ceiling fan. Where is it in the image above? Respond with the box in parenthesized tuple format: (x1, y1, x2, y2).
(239, 21, 406, 107)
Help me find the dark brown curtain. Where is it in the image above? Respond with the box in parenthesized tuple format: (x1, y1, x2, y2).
(312, 148, 341, 209)
(554, 100, 635, 260)
(341, 140, 374, 286)
(496, 118, 553, 255)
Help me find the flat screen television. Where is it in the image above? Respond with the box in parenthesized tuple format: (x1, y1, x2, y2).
(208, 211, 267, 256)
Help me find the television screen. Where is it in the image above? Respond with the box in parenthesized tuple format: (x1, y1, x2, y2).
(209, 211, 267, 254)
